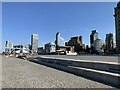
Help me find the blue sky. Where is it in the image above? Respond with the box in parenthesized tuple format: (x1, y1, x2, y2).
(2, 2, 117, 49)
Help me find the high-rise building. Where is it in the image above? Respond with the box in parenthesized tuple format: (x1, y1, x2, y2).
(55, 32, 60, 50)
(113, 33, 116, 48)
(90, 30, 98, 47)
(55, 32, 60, 46)
(105, 33, 113, 52)
(31, 34, 39, 53)
(114, 2, 120, 54)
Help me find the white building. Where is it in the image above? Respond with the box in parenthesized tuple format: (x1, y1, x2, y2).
(13, 44, 30, 55)
(45, 42, 56, 54)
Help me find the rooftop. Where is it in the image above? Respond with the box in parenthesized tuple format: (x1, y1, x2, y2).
(117, 1, 120, 7)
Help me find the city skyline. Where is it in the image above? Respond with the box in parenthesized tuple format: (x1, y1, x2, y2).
(2, 2, 117, 51)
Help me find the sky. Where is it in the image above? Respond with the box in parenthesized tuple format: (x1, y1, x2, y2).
(0, 2, 2, 52)
(2, 2, 118, 50)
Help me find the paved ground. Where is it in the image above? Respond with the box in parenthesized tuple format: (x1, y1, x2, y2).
(1, 55, 114, 88)
(39, 55, 120, 63)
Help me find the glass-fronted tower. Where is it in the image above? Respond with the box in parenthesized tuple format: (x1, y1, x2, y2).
(114, 2, 120, 54)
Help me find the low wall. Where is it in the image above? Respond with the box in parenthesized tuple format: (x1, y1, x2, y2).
(37, 56, 120, 74)
(28, 56, 120, 88)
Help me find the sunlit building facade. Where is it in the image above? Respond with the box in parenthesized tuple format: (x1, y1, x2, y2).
(31, 34, 39, 53)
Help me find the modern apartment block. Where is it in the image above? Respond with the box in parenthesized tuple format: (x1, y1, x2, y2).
(31, 34, 39, 53)
(114, 2, 120, 54)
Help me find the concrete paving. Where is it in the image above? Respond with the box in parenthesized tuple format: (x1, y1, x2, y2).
(1, 55, 114, 88)
(39, 55, 120, 63)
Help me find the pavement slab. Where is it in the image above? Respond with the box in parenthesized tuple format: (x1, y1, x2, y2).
(2, 56, 115, 88)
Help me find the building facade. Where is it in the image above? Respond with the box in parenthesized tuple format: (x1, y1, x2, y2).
(37, 47, 45, 55)
(55, 32, 60, 50)
(5, 40, 13, 49)
(24, 44, 31, 53)
(90, 30, 98, 47)
(45, 42, 56, 54)
(105, 33, 113, 52)
(114, 2, 120, 54)
(93, 39, 103, 52)
(5, 40, 13, 53)
(65, 36, 85, 53)
(56, 46, 75, 55)
(31, 34, 39, 53)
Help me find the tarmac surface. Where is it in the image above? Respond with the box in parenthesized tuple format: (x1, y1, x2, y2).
(39, 55, 120, 63)
(1, 55, 115, 88)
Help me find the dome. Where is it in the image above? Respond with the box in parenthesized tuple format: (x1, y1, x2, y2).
(117, 1, 120, 7)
